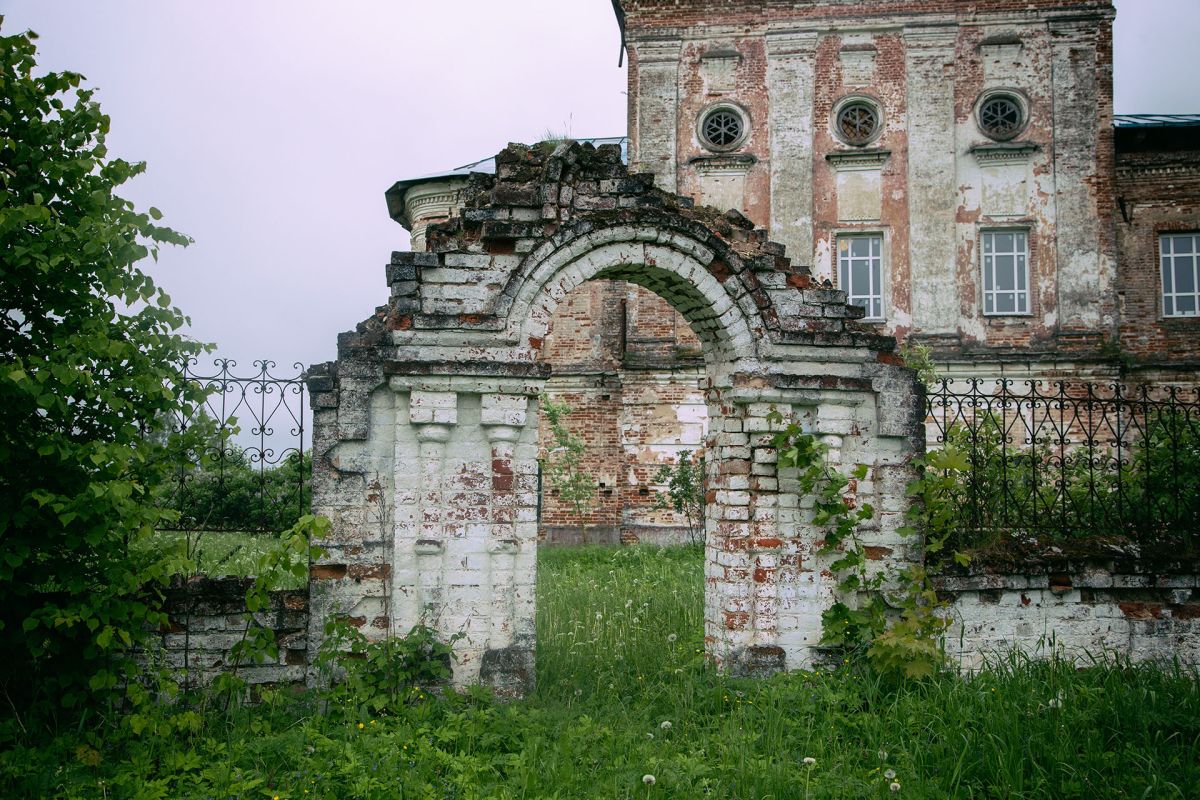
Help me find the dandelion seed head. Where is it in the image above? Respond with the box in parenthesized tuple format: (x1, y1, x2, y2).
(890, 781, 901, 792)
(884, 769, 896, 780)
(643, 774, 656, 786)
(660, 720, 672, 730)
(667, 633, 678, 643)
(802, 757, 817, 766)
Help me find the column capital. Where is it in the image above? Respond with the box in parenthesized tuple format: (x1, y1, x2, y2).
(409, 390, 458, 426)
(481, 393, 527, 428)
(413, 423, 453, 444)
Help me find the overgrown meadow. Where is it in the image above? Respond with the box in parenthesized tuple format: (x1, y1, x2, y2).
(3, 544, 1198, 799)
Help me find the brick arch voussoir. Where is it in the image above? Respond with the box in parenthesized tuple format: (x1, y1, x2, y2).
(503, 218, 772, 366)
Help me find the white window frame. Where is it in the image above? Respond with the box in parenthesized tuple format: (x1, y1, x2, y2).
(1161, 233, 1200, 318)
(981, 229, 1030, 316)
(836, 233, 884, 321)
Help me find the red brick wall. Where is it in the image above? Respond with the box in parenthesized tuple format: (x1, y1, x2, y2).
(1115, 143, 1200, 367)
(537, 280, 708, 543)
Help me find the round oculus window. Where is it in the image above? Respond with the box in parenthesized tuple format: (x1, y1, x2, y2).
(979, 94, 1025, 141)
(835, 101, 881, 146)
(699, 107, 745, 150)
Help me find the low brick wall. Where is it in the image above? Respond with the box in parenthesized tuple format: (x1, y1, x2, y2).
(933, 558, 1200, 669)
(155, 577, 310, 688)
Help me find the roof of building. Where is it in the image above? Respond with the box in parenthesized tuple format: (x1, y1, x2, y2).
(1113, 114, 1200, 128)
(385, 137, 629, 227)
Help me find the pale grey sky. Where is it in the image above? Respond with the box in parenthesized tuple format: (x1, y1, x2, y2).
(2, 0, 1198, 375)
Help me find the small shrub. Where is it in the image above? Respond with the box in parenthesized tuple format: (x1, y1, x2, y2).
(652, 450, 706, 546)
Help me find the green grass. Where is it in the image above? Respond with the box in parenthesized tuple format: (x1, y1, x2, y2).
(3, 544, 1198, 799)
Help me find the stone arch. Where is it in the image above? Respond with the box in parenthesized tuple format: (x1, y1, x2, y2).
(505, 222, 764, 374)
(306, 141, 924, 696)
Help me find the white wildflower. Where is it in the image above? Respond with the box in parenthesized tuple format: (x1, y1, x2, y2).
(660, 720, 672, 730)
(667, 633, 678, 643)
(802, 757, 816, 766)
(884, 769, 896, 780)
(890, 781, 901, 793)
(642, 774, 656, 786)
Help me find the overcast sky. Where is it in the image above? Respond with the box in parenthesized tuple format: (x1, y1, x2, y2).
(3, 0, 1199, 376)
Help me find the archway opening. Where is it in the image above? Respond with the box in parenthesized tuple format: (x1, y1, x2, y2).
(535, 278, 710, 547)
(532, 274, 713, 702)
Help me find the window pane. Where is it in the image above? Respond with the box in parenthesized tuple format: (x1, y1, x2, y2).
(1163, 256, 1174, 293)
(1175, 261, 1196, 293)
(982, 235, 993, 255)
(1017, 294, 1028, 314)
(1174, 236, 1195, 255)
(995, 293, 1016, 313)
(994, 233, 1014, 252)
(1017, 256, 1027, 292)
(1165, 296, 1175, 316)
(983, 256, 994, 291)
(1177, 295, 1196, 315)
(837, 236, 883, 318)
(852, 260, 869, 295)
(996, 254, 1015, 290)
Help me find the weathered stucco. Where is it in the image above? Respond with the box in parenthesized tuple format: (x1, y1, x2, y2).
(622, 0, 1130, 374)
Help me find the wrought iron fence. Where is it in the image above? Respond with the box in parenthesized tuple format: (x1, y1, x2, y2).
(925, 379, 1200, 555)
(162, 359, 309, 535)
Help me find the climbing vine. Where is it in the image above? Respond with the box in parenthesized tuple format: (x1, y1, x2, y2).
(767, 410, 969, 679)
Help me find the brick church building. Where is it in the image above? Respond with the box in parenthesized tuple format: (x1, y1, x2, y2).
(385, 0, 1199, 543)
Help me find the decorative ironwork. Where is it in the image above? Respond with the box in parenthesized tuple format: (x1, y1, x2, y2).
(836, 101, 880, 146)
(701, 109, 744, 149)
(979, 94, 1024, 140)
(163, 359, 309, 534)
(925, 379, 1200, 555)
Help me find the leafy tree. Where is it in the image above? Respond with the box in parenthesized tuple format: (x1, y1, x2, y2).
(541, 398, 597, 522)
(0, 22, 209, 709)
(652, 450, 706, 546)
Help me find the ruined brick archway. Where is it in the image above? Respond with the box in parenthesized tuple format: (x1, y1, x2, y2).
(307, 142, 923, 695)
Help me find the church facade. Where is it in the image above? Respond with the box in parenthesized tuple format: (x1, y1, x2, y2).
(386, 0, 1199, 542)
